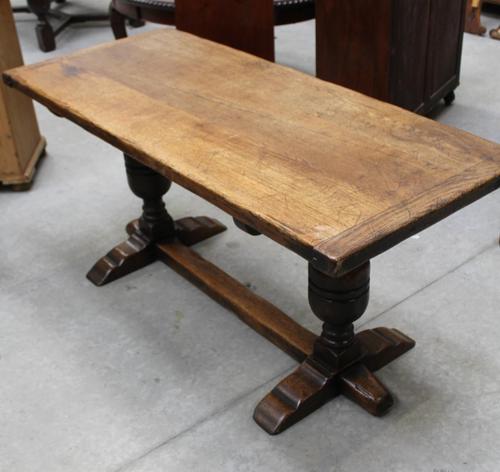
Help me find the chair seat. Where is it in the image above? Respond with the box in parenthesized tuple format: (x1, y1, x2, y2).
(115, 0, 315, 25)
(123, 0, 312, 10)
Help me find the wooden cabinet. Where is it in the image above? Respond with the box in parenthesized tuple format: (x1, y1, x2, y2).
(0, 0, 45, 188)
(316, 0, 467, 114)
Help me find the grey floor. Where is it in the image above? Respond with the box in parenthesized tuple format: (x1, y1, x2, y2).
(2, 3, 500, 471)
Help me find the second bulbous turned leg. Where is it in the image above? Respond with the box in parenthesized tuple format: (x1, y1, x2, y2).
(254, 262, 415, 435)
(87, 154, 226, 286)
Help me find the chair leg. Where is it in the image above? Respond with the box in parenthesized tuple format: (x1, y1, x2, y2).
(28, 0, 56, 52)
(35, 21, 56, 52)
(109, 4, 128, 39)
(128, 18, 145, 28)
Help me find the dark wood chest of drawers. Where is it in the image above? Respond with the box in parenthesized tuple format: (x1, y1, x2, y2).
(316, 0, 467, 114)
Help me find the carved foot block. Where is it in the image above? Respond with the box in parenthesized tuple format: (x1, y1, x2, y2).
(175, 216, 227, 246)
(339, 363, 393, 416)
(89, 216, 227, 287)
(127, 216, 227, 246)
(126, 216, 227, 246)
(254, 359, 338, 435)
(86, 231, 154, 286)
(357, 327, 416, 371)
(254, 327, 415, 435)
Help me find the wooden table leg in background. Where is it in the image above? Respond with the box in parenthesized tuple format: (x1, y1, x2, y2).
(465, 0, 486, 35)
(175, 0, 275, 61)
(0, 0, 45, 190)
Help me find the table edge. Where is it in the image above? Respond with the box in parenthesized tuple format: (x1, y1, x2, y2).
(4, 52, 500, 277)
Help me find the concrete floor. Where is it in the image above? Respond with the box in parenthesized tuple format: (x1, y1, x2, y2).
(2, 3, 500, 471)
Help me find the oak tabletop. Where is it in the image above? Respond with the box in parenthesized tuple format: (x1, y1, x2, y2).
(5, 29, 499, 275)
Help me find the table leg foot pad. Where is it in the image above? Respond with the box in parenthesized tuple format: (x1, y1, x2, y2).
(254, 327, 414, 434)
(86, 216, 226, 286)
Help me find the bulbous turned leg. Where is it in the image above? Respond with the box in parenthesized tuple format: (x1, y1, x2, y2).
(87, 154, 226, 286)
(87, 155, 175, 286)
(254, 262, 370, 434)
(254, 262, 415, 435)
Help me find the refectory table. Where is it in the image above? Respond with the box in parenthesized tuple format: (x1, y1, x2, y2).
(4, 29, 499, 434)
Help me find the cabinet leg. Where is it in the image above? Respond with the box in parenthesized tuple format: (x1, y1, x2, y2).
(444, 91, 456, 106)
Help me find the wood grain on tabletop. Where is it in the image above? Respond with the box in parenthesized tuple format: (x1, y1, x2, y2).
(4, 29, 500, 274)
